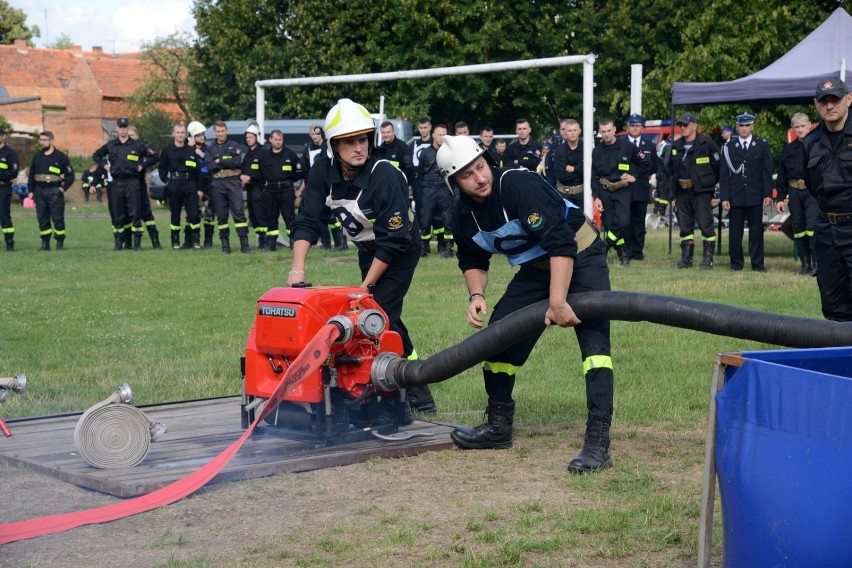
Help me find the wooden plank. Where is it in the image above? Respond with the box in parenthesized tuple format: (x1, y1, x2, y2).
(0, 398, 456, 498)
(698, 355, 729, 568)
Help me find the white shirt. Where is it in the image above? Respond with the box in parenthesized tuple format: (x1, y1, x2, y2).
(739, 136, 752, 148)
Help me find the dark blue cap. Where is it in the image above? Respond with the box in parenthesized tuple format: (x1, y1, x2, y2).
(627, 113, 645, 126)
(677, 113, 697, 125)
(116, 117, 130, 127)
(722, 125, 734, 133)
(735, 112, 755, 125)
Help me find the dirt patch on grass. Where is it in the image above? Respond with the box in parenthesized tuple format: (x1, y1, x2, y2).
(1, 423, 719, 567)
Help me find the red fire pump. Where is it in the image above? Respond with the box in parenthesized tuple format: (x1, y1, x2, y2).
(241, 285, 409, 444)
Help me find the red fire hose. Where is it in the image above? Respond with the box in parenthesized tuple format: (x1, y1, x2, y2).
(0, 324, 341, 546)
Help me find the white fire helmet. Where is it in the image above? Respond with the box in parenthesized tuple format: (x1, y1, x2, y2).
(245, 122, 261, 136)
(436, 135, 488, 188)
(187, 121, 206, 138)
(324, 98, 375, 159)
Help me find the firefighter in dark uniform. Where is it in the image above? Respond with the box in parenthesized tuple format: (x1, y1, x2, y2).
(417, 124, 455, 258)
(241, 122, 269, 250)
(80, 162, 105, 203)
(504, 118, 542, 170)
(303, 124, 348, 251)
(127, 126, 162, 250)
(652, 138, 674, 219)
(591, 117, 642, 266)
(208, 121, 251, 254)
(777, 112, 819, 275)
(804, 78, 852, 321)
(0, 127, 20, 251)
(437, 135, 614, 473)
(28, 131, 74, 250)
(186, 121, 214, 249)
(258, 129, 302, 251)
(376, 121, 415, 184)
(719, 112, 773, 272)
(287, 98, 436, 416)
(158, 123, 203, 249)
(669, 113, 721, 269)
(551, 119, 585, 208)
(410, 117, 433, 216)
(93, 118, 151, 251)
(621, 114, 658, 261)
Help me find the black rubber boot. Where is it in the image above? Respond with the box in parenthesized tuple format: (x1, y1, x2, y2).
(567, 413, 613, 474)
(810, 254, 818, 277)
(113, 233, 123, 251)
(440, 238, 454, 259)
(148, 226, 161, 249)
(122, 229, 132, 251)
(180, 226, 192, 249)
(257, 233, 266, 251)
(451, 399, 515, 450)
(331, 227, 348, 251)
(319, 229, 332, 250)
(221, 234, 231, 254)
(615, 245, 630, 267)
(203, 224, 214, 248)
(372, 396, 414, 431)
(4, 235, 13, 252)
(267, 236, 277, 252)
(676, 242, 694, 269)
(132, 233, 142, 252)
(39, 236, 51, 251)
(55, 237, 64, 251)
(700, 241, 714, 270)
(171, 230, 180, 250)
(406, 385, 437, 415)
(193, 229, 202, 250)
(239, 235, 253, 254)
(420, 239, 431, 257)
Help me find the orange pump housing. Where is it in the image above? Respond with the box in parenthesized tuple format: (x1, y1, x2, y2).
(244, 286, 403, 404)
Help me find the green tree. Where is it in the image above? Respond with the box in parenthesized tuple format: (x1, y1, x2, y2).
(127, 33, 196, 123)
(0, 0, 40, 45)
(46, 33, 74, 49)
(131, 109, 175, 152)
(0, 114, 11, 133)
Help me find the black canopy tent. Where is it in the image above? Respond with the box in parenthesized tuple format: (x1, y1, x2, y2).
(665, 8, 852, 255)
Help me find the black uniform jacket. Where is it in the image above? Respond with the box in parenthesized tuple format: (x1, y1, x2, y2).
(376, 138, 414, 182)
(157, 142, 203, 190)
(719, 137, 772, 207)
(621, 135, 658, 202)
(290, 155, 419, 265)
(454, 167, 585, 274)
(0, 145, 20, 186)
(552, 140, 584, 188)
(242, 144, 263, 187)
(505, 139, 542, 170)
(776, 139, 807, 201)
(92, 137, 150, 180)
(258, 147, 302, 185)
(669, 133, 720, 194)
(803, 119, 852, 214)
(28, 150, 74, 192)
(591, 138, 641, 199)
(207, 140, 243, 177)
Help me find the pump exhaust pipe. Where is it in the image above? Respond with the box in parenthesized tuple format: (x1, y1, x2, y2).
(372, 291, 852, 391)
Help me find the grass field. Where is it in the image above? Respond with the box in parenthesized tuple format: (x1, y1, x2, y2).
(0, 195, 824, 567)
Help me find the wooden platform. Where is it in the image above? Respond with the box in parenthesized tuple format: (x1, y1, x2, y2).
(0, 397, 456, 498)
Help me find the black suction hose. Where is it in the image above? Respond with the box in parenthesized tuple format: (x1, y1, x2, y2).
(371, 291, 852, 391)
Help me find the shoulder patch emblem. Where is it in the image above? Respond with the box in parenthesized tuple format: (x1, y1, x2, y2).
(388, 213, 404, 230)
(527, 212, 544, 230)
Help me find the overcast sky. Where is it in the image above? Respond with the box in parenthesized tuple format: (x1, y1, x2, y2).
(13, 0, 195, 53)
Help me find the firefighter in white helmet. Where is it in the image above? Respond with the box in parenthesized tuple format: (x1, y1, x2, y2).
(437, 135, 615, 474)
(240, 121, 269, 250)
(287, 98, 437, 418)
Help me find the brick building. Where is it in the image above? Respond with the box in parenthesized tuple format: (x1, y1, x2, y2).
(0, 40, 179, 157)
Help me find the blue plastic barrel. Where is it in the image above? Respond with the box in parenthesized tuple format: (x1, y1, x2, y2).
(715, 347, 852, 567)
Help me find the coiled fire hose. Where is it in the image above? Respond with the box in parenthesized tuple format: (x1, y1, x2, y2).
(73, 383, 168, 469)
(0, 374, 28, 437)
(372, 291, 852, 391)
